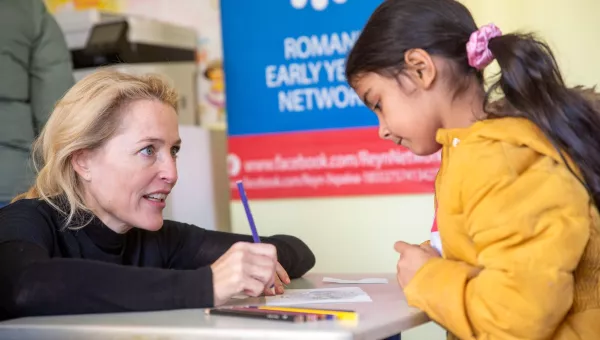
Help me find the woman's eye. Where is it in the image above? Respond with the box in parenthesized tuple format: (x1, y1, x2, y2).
(171, 146, 180, 157)
(140, 145, 155, 156)
(374, 101, 381, 111)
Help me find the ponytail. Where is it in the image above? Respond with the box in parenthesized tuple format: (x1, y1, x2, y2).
(486, 33, 600, 208)
(343, 0, 600, 207)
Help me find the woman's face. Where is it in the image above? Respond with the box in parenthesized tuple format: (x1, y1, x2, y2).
(75, 99, 181, 233)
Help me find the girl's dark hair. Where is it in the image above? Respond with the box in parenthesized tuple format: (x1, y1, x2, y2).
(346, 0, 600, 208)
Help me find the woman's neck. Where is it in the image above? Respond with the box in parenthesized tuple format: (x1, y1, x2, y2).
(82, 189, 132, 234)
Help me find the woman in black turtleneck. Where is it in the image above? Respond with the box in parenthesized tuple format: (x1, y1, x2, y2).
(0, 70, 315, 321)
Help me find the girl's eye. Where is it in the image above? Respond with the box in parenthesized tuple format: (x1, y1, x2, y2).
(140, 145, 155, 156)
(374, 101, 381, 111)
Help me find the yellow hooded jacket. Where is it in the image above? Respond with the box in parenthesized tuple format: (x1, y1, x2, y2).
(404, 117, 600, 339)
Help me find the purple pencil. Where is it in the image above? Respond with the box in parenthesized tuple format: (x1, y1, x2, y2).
(236, 180, 275, 289)
(236, 180, 260, 243)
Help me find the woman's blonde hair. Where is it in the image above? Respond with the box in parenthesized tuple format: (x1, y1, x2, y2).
(12, 69, 178, 228)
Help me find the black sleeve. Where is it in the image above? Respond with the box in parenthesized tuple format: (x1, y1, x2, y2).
(161, 221, 316, 279)
(0, 207, 214, 321)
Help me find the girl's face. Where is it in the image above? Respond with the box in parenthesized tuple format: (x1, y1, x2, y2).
(353, 72, 443, 156)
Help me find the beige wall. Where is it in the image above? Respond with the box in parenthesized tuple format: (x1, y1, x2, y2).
(230, 1, 600, 339)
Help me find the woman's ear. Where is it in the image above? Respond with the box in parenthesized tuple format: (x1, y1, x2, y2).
(404, 48, 437, 90)
(71, 150, 92, 182)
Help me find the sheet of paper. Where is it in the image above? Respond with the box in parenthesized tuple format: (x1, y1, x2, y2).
(230, 294, 247, 299)
(322, 277, 389, 284)
(263, 287, 372, 306)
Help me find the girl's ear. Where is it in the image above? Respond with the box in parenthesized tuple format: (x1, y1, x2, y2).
(404, 48, 437, 90)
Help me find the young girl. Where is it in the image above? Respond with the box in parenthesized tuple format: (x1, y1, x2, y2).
(346, 0, 600, 339)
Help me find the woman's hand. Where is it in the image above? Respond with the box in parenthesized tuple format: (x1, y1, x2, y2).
(263, 261, 290, 296)
(210, 242, 277, 306)
(394, 241, 440, 289)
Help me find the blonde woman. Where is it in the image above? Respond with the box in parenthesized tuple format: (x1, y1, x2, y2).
(0, 70, 315, 320)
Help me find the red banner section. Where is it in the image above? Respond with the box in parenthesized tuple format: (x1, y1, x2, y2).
(227, 127, 440, 199)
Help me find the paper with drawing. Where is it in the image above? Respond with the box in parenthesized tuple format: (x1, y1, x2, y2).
(322, 277, 388, 284)
(263, 287, 372, 306)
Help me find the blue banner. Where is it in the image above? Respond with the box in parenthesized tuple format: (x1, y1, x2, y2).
(221, 0, 383, 136)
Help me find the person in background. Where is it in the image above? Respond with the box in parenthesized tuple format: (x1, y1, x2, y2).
(346, 0, 600, 339)
(0, 0, 74, 208)
(0, 70, 316, 320)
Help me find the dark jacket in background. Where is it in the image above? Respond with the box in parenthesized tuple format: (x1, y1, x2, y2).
(0, 0, 74, 202)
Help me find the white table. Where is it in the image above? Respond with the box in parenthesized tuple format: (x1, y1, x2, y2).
(0, 273, 429, 340)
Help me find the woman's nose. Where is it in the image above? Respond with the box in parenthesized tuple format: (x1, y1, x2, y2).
(160, 157, 178, 185)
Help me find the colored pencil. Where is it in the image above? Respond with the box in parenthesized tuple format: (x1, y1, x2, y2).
(253, 306, 359, 321)
(236, 180, 275, 290)
(205, 307, 332, 322)
(229, 306, 335, 321)
(206, 308, 303, 322)
(236, 180, 260, 243)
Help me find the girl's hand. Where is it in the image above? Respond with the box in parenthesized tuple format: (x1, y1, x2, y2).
(419, 242, 442, 257)
(263, 261, 290, 296)
(394, 241, 439, 289)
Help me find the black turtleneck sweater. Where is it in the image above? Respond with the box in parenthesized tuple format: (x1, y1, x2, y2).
(0, 199, 316, 321)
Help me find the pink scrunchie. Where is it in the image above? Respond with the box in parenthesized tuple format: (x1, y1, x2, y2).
(466, 23, 502, 70)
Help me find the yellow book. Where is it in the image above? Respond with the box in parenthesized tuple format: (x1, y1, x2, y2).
(256, 306, 359, 321)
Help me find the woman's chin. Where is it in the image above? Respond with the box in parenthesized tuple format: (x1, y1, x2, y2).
(135, 217, 164, 232)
